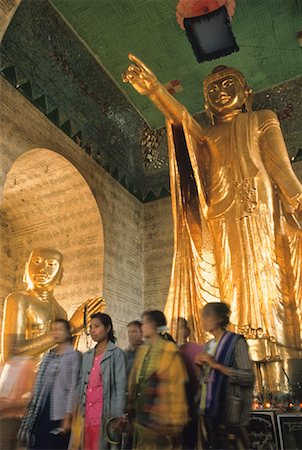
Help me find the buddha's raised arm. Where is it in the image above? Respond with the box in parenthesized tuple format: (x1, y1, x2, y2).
(122, 54, 206, 137)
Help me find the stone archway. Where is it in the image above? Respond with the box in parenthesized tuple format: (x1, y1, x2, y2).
(0, 147, 104, 320)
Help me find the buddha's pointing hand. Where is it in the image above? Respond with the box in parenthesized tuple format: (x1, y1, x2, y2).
(122, 54, 159, 96)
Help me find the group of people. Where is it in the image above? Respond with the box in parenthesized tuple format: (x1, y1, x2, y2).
(18, 303, 254, 450)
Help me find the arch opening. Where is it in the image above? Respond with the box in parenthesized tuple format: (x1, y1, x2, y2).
(0, 148, 104, 324)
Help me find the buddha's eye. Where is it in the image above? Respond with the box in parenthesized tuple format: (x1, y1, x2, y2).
(222, 79, 234, 88)
(209, 85, 218, 93)
(47, 260, 57, 267)
(34, 257, 42, 264)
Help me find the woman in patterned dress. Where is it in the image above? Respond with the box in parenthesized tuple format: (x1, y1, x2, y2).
(128, 310, 189, 450)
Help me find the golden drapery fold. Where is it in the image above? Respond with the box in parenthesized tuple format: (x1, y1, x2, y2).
(164, 113, 220, 344)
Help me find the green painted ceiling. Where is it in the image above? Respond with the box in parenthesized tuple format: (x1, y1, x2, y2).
(1, 0, 301, 201)
(51, 0, 302, 128)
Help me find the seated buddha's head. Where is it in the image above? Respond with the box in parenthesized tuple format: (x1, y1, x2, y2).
(24, 247, 63, 292)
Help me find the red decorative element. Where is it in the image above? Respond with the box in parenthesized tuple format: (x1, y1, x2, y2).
(176, 0, 236, 30)
(164, 80, 183, 95)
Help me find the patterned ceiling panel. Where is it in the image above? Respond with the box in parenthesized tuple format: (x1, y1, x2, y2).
(1, 0, 148, 199)
(51, 0, 302, 128)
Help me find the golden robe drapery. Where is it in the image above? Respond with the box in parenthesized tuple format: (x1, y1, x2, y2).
(164, 109, 302, 355)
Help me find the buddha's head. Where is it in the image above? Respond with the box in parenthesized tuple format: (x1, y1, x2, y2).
(24, 248, 63, 292)
(203, 66, 253, 123)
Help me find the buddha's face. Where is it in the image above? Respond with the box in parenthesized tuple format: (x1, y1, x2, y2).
(25, 248, 63, 291)
(205, 74, 246, 116)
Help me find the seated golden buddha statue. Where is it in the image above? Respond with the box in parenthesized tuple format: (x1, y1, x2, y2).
(123, 56, 302, 370)
(1, 247, 103, 361)
(0, 247, 104, 448)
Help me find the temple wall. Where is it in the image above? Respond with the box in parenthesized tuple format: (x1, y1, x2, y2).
(0, 77, 143, 345)
(143, 197, 174, 312)
(1, 148, 105, 323)
(293, 161, 302, 181)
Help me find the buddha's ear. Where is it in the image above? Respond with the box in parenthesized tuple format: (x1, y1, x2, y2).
(57, 267, 64, 286)
(204, 103, 215, 126)
(22, 262, 28, 283)
(244, 87, 253, 112)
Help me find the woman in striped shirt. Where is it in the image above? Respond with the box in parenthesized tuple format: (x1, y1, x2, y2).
(19, 319, 82, 450)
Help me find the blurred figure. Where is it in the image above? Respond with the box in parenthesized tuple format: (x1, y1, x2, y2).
(0, 356, 36, 450)
(124, 320, 143, 377)
(123, 320, 143, 450)
(128, 310, 189, 450)
(178, 318, 204, 450)
(195, 303, 254, 450)
(75, 313, 126, 450)
(18, 319, 82, 450)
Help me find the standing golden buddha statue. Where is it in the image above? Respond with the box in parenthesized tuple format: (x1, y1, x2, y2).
(123, 56, 302, 388)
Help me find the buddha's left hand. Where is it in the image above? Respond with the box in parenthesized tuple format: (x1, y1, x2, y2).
(70, 296, 106, 335)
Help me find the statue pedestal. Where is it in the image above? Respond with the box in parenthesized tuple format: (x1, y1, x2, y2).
(247, 338, 302, 399)
(286, 358, 302, 402)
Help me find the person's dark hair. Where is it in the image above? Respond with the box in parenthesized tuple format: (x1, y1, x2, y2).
(161, 332, 176, 343)
(141, 310, 175, 342)
(91, 312, 116, 343)
(178, 317, 188, 328)
(142, 310, 166, 328)
(127, 320, 142, 329)
(178, 317, 191, 337)
(202, 302, 230, 328)
(53, 318, 72, 342)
